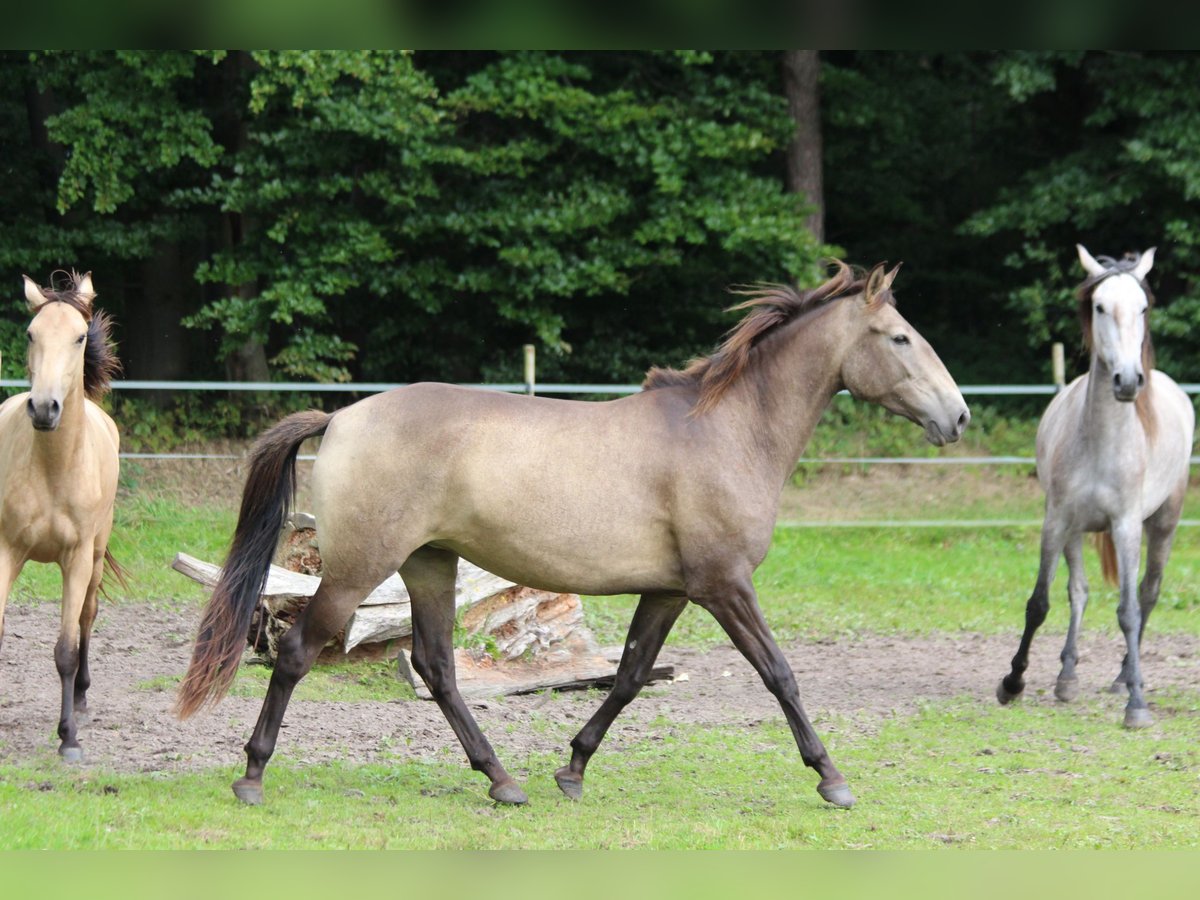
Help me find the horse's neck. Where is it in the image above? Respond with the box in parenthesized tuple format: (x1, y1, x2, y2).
(31, 391, 89, 468)
(1082, 356, 1142, 448)
(723, 308, 845, 485)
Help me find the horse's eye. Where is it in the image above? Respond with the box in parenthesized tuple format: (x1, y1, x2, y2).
(892, 334, 910, 345)
(1141, 306, 1148, 315)
(26, 331, 32, 342)
(76, 334, 86, 345)
(1095, 304, 1105, 315)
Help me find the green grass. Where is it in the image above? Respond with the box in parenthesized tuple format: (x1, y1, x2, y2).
(3, 482, 1198, 849)
(1, 688, 1196, 849)
(585, 526, 1200, 648)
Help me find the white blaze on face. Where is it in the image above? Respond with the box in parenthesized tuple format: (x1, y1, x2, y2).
(1077, 245, 1153, 400)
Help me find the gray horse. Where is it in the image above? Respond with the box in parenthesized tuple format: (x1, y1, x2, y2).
(178, 260, 969, 809)
(999, 245, 1194, 728)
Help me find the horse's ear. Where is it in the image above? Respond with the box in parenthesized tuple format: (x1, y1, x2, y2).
(1076, 244, 1107, 278)
(23, 275, 48, 310)
(76, 272, 96, 305)
(880, 262, 902, 293)
(863, 263, 887, 304)
(1132, 247, 1156, 281)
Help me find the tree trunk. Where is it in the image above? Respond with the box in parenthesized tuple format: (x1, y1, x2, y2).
(124, 241, 194, 403)
(782, 50, 824, 245)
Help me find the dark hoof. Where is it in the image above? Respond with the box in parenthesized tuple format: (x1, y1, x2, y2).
(996, 678, 1023, 705)
(817, 777, 855, 809)
(1123, 707, 1153, 729)
(232, 777, 264, 805)
(488, 779, 528, 805)
(59, 746, 83, 764)
(1054, 676, 1080, 703)
(554, 767, 583, 800)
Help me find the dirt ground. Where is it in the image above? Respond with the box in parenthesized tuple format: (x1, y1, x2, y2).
(1, 600, 1197, 775)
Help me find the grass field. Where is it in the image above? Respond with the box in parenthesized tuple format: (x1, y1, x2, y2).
(1, 462, 1198, 849)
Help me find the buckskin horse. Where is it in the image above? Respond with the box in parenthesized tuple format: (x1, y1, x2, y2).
(0, 271, 122, 762)
(178, 260, 969, 809)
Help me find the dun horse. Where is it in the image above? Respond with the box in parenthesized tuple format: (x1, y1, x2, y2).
(178, 261, 970, 808)
(0, 271, 122, 761)
(998, 245, 1194, 727)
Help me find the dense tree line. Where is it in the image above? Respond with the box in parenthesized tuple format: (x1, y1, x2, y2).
(2, 51, 1198, 396)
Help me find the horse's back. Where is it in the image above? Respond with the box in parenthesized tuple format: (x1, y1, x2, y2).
(310, 383, 692, 594)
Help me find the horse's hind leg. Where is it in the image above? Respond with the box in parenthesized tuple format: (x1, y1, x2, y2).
(234, 578, 372, 804)
(402, 547, 526, 805)
(690, 573, 853, 809)
(554, 592, 687, 800)
(1054, 535, 1088, 702)
(998, 517, 1065, 704)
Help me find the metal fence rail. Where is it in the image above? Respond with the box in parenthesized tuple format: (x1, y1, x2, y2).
(4, 378, 1200, 396)
(5, 379, 1198, 472)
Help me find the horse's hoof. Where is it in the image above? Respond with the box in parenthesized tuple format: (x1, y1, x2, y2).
(59, 746, 83, 764)
(488, 779, 528, 805)
(817, 777, 855, 809)
(1054, 676, 1079, 703)
(554, 767, 583, 801)
(1123, 707, 1153, 729)
(996, 678, 1023, 705)
(232, 778, 264, 805)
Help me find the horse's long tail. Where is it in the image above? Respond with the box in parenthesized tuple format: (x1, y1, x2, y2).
(1096, 531, 1119, 587)
(175, 409, 332, 719)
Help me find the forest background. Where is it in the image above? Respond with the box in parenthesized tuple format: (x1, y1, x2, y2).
(2, 51, 1198, 434)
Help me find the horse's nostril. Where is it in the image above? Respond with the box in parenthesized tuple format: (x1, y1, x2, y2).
(957, 409, 970, 430)
(1113, 372, 1123, 388)
(1137, 372, 1145, 388)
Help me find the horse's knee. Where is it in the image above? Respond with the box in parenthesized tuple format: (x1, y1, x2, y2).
(1024, 590, 1049, 628)
(53, 637, 79, 679)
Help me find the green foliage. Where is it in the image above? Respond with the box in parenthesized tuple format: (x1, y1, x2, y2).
(964, 51, 1200, 381)
(1, 50, 827, 388)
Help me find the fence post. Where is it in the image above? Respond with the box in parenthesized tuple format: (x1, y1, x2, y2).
(1051, 342, 1065, 391)
(523, 344, 536, 396)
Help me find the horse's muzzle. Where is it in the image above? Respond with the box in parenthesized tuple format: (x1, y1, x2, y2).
(924, 406, 970, 446)
(27, 397, 61, 431)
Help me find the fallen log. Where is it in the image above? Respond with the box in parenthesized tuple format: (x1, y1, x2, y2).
(172, 540, 674, 696)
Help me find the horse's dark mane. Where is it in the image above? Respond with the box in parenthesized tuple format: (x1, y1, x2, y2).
(642, 260, 895, 414)
(1075, 253, 1156, 440)
(31, 270, 122, 401)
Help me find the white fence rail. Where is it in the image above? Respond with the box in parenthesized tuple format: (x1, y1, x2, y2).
(3, 378, 1197, 469)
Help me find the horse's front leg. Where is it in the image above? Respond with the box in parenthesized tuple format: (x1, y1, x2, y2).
(1111, 518, 1153, 728)
(72, 552, 105, 721)
(690, 572, 853, 809)
(55, 550, 96, 762)
(998, 515, 1066, 704)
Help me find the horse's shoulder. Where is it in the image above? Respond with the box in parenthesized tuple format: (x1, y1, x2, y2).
(83, 399, 120, 450)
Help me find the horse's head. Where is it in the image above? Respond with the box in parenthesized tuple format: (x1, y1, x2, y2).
(1077, 244, 1154, 403)
(839, 264, 970, 446)
(22, 272, 94, 431)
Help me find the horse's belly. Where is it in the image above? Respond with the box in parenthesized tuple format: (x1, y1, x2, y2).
(437, 527, 684, 597)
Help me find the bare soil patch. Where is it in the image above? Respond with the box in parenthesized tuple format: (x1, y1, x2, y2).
(2, 601, 1196, 775)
